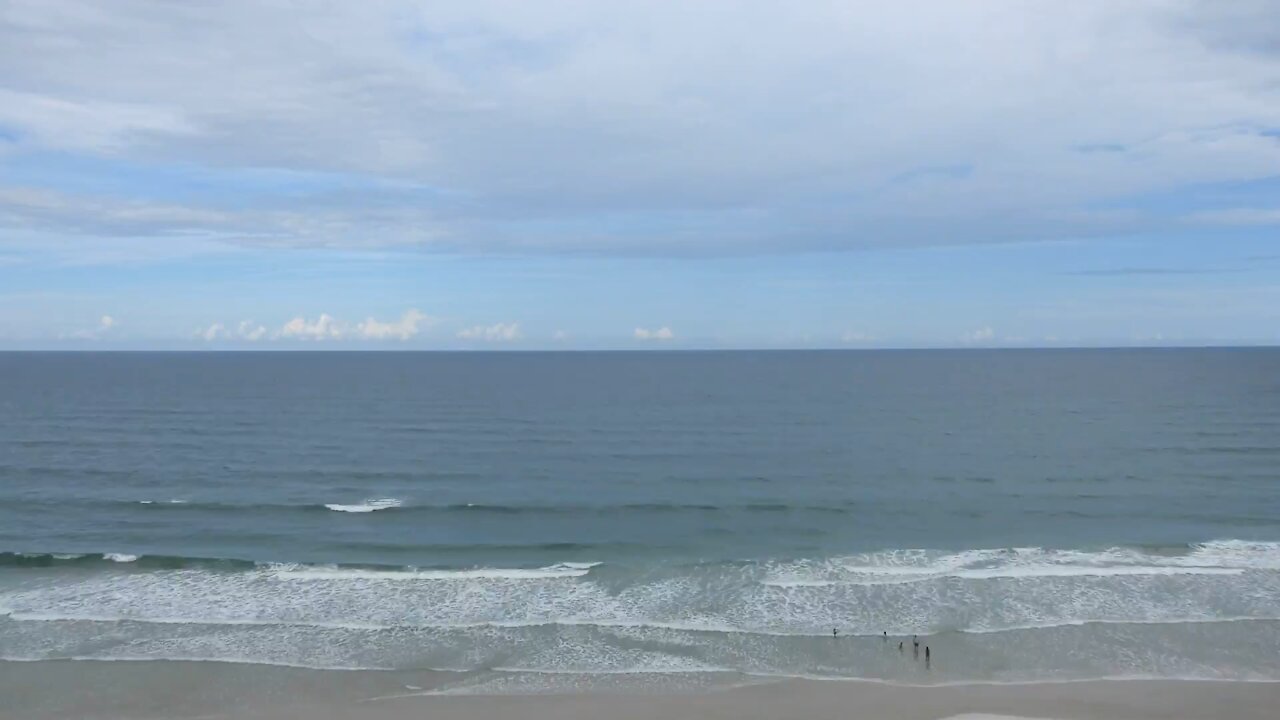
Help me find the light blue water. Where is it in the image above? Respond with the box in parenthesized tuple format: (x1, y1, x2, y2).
(2, 350, 1279, 689)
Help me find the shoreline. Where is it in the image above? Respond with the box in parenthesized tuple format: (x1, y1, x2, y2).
(5, 660, 1280, 720)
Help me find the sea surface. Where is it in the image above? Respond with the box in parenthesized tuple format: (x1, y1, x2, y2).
(2, 349, 1279, 693)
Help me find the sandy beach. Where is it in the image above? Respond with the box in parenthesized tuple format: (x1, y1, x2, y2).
(4, 660, 1279, 720)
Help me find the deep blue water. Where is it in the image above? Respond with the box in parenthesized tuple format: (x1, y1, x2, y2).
(2, 350, 1279, 688)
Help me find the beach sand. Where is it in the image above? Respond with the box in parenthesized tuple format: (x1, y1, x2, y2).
(3, 661, 1279, 720)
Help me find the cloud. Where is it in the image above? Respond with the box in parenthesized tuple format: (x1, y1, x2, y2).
(199, 320, 268, 342)
(237, 320, 267, 341)
(63, 314, 117, 340)
(634, 326, 674, 341)
(196, 311, 433, 342)
(279, 313, 344, 341)
(961, 326, 995, 344)
(2, 1, 1279, 256)
(457, 322, 521, 342)
(200, 322, 225, 341)
(553, 330, 568, 341)
(356, 309, 433, 340)
(841, 331, 875, 344)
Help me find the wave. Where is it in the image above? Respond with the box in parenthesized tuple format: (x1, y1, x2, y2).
(26, 498, 881, 516)
(103, 553, 139, 563)
(324, 498, 402, 513)
(266, 562, 599, 581)
(0, 552, 601, 575)
(6, 610, 1277, 639)
(0, 551, 147, 565)
(0, 552, 259, 570)
(762, 541, 1280, 587)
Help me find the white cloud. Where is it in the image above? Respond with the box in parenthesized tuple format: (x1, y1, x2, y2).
(356, 309, 432, 340)
(634, 326, 675, 341)
(961, 326, 996, 344)
(237, 320, 267, 341)
(197, 311, 434, 342)
(63, 313, 117, 340)
(457, 322, 522, 342)
(197, 319, 280, 342)
(200, 322, 225, 341)
(2, 1, 1278, 255)
(279, 313, 344, 340)
(0, 88, 197, 154)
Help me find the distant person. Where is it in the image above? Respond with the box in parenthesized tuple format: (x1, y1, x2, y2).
(832, 628, 838, 638)
(912, 635, 919, 658)
(883, 631, 888, 642)
(926, 646, 931, 668)
(898, 641, 903, 652)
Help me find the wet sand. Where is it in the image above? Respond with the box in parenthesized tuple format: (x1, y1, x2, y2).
(4, 660, 1280, 720)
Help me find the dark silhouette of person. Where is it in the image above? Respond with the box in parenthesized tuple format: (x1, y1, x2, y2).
(898, 641, 903, 652)
(883, 631, 888, 642)
(832, 628, 838, 638)
(912, 635, 919, 659)
(926, 646, 931, 668)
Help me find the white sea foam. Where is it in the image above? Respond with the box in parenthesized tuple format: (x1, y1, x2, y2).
(102, 553, 138, 563)
(4, 540, 1280, 682)
(324, 497, 403, 513)
(267, 562, 597, 581)
(763, 542, 1280, 587)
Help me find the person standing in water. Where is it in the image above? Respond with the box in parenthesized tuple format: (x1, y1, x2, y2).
(912, 635, 919, 658)
(898, 641, 903, 652)
(832, 628, 838, 639)
(883, 631, 888, 643)
(926, 646, 931, 668)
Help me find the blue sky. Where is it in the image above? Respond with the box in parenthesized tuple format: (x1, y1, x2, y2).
(1, 1, 1278, 349)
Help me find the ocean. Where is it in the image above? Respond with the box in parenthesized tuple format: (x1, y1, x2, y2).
(2, 349, 1279, 693)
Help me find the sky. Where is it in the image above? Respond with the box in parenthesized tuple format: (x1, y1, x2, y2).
(1, 0, 1278, 350)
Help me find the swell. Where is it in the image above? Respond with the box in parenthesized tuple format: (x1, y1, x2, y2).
(0, 498, 865, 516)
(0, 551, 604, 572)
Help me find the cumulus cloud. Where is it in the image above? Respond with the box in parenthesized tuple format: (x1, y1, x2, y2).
(1, 1, 1278, 255)
(634, 327, 675, 341)
(280, 313, 344, 341)
(457, 322, 522, 342)
(356, 309, 433, 340)
(199, 320, 269, 342)
(193, 311, 431, 342)
(237, 320, 267, 341)
(962, 326, 996, 344)
(200, 322, 225, 341)
(63, 314, 117, 340)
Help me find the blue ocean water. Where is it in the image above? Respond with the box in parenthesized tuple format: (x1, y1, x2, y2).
(2, 349, 1279, 690)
